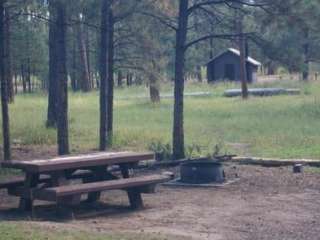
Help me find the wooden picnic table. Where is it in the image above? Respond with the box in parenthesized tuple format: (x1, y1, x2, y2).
(0, 151, 160, 212)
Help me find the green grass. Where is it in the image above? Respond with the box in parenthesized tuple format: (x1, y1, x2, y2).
(2, 80, 320, 159)
(0, 223, 178, 240)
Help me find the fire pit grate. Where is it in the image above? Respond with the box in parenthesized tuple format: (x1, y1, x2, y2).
(180, 160, 225, 184)
(163, 159, 239, 188)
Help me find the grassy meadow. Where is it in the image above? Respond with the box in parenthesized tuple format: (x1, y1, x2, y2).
(2, 80, 320, 159)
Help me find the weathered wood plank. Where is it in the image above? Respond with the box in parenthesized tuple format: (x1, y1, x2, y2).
(33, 174, 170, 201)
(1, 152, 154, 173)
(0, 170, 95, 190)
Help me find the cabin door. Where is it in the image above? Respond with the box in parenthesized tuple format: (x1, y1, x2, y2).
(224, 64, 235, 81)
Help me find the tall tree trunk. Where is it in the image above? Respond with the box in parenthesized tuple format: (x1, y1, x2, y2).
(195, 66, 202, 82)
(266, 61, 275, 75)
(96, 72, 100, 89)
(47, 0, 58, 127)
(0, 1, 11, 160)
(245, 39, 250, 82)
(126, 72, 131, 86)
(149, 60, 160, 103)
(21, 64, 27, 93)
(209, 24, 214, 59)
(100, 0, 114, 149)
(302, 27, 309, 81)
(149, 76, 160, 103)
(239, 35, 248, 99)
(117, 70, 123, 87)
(14, 74, 18, 94)
(238, 8, 248, 99)
(25, 10, 32, 94)
(55, 0, 69, 155)
(173, 0, 188, 160)
(85, 25, 93, 89)
(77, 19, 91, 92)
(26, 58, 31, 92)
(106, 11, 114, 146)
(4, 8, 13, 103)
(99, 0, 110, 150)
(208, 28, 214, 83)
(70, 27, 78, 91)
(194, 14, 202, 82)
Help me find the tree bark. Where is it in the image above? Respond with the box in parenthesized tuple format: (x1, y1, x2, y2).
(149, 60, 160, 103)
(195, 66, 202, 82)
(106, 10, 114, 146)
(245, 39, 250, 82)
(237, 8, 248, 99)
(172, 0, 188, 160)
(85, 25, 93, 89)
(47, 0, 58, 127)
(209, 25, 214, 59)
(21, 64, 27, 93)
(194, 14, 202, 82)
(239, 35, 248, 99)
(99, 0, 110, 150)
(149, 77, 160, 103)
(14, 74, 18, 94)
(70, 27, 78, 91)
(4, 8, 13, 103)
(0, 1, 11, 160)
(302, 27, 309, 81)
(117, 70, 123, 87)
(77, 18, 91, 92)
(126, 72, 132, 86)
(55, 0, 69, 155)
(26, 57, 31, 92)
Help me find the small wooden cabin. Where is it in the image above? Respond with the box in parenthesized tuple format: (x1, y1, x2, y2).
(207, 48, 261, 83)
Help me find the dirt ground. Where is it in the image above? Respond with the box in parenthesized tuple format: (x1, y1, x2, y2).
(1, 148, 320, 240)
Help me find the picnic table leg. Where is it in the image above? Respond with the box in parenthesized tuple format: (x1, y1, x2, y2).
(19, 173, 39, 211)
(51, 171, 81, 206)
(127, 189, 143, 209)
(120, 164, 144, 209)
(50, 171, 79, 218)
(85, 166, 111, 203)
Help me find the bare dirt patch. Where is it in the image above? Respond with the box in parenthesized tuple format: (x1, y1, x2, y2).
(0, 145, 57, 162)
(74, 165, 320, 240)
(1, 152, 320, 240)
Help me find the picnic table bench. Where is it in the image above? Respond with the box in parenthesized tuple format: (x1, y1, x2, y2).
(0, 152, 171, 213)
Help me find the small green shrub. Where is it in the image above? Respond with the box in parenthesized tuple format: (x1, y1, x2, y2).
(185, 143, 202, 159)
(148, 140, 172, 161)
(207, 140, 226, 160)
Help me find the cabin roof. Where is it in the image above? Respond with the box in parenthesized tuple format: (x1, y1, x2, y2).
(207, 48, 262, 66)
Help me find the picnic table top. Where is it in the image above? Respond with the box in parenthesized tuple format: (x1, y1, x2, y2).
(0, 151, 154, 173)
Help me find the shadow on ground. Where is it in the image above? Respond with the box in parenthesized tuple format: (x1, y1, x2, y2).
(0, 201, 139, 222)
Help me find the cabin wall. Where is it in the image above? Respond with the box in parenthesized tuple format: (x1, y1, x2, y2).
(215, 52, 240, 81)
(207, 52, 257, 83)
